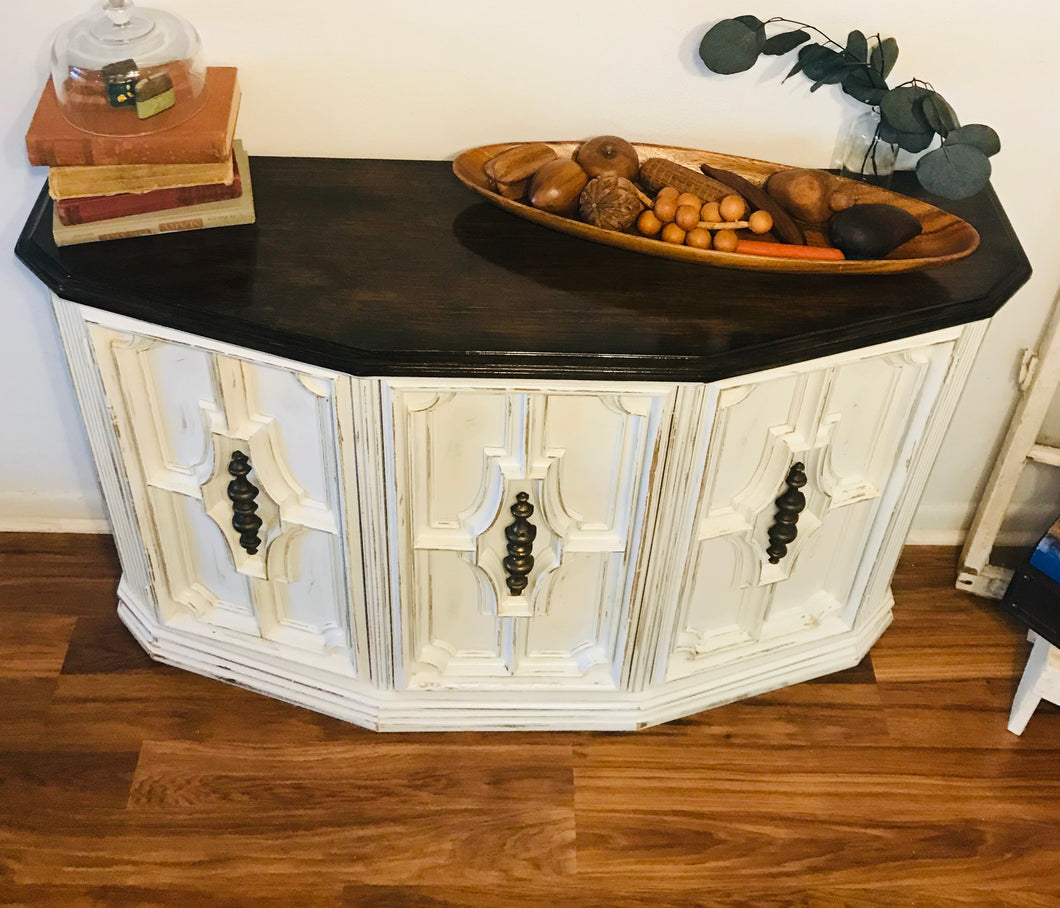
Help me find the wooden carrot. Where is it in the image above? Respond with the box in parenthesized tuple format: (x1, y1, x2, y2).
(734, 239, 846, 260)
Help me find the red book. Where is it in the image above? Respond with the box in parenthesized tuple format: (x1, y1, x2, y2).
(56, 152, 243, 225)
(26, 67, 240, 167)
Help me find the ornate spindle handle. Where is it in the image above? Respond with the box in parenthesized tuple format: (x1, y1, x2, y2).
(766, 462, 807, 564)
(227, 450, 263, 555)
(503, 492, 537, 595)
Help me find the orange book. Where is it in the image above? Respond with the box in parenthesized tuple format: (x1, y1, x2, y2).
(26, 67, 240, 167)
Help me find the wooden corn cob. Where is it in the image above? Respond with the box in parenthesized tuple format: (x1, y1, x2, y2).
(638, 157, 730, 202)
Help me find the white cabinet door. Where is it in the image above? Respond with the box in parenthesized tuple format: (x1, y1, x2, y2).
(86, 322, 367, 678)
(660, 339, 956, 682)
(381, 379, 675, 691)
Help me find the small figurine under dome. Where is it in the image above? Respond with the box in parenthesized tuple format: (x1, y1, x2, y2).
(49, 0, 207, 136)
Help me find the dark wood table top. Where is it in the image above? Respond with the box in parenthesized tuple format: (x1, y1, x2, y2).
(15, 156, 1031, 382)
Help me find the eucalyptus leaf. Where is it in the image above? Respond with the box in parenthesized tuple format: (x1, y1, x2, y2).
(878, 117, 936, 153)
(869, 36, 899, 79)
(699, 18, 764, 74)
(762, 29, 810, 55)
(783, 58, 805, 82)
(798, 44, 844, 81)
(733, 14, 765, 31)
(808, 56, 851, 91)
(916, 144, 992, 199)
(880, 85, 932, 134)
(920, 92, 960, 137)
(842, 66, 888, 105)
(945, 124, 1002, 157)
(845, 30, 868, 63)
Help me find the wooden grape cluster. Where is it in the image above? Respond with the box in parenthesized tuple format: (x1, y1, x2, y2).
(634, 184, 774, 252)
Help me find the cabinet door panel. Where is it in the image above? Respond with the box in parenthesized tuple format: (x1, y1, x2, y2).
(141, 341, 215, 482)
(87, 324, 364, 676)
(244, 364, 336, 509)
(665, 341, 954, 681)
(385, 381, 673, 690)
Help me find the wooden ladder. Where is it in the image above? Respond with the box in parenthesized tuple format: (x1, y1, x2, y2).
(957, 299, 1060, 598)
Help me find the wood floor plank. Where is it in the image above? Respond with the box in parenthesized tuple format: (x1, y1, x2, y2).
(0, 614, 77, 678)
(879, 677, 1060, 748)
(873, 553, 1031, 683)
(0, 885, 346, 908)
(573, 741, 1060, 822)
(59, 614, 155, 674)
(634, 680, 891, 746)
(335, 885, 1060, 908)
(41, 670, 369, 749)
(0, 533, 120, 617)
(0, 804, 577, 889)
(0, 750, 138, 810)
(128, 741, 574, 810)
(0, 679, 59, 746)
(573, 811, 1060, 892)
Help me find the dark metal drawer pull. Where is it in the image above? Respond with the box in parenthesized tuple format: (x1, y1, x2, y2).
(227, 450, 263, 555)
(503, 492, 537, 595)
(766, 462, 807, 564)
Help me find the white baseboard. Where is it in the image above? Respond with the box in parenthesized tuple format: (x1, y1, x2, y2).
(906, 527, 1043, 547)
(910, 500, 1057, 549)
(0, 491, 110, 533)
(905, 528, 966, 546)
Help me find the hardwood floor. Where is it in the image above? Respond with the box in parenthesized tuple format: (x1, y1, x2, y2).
(1, 534, 1058, 907)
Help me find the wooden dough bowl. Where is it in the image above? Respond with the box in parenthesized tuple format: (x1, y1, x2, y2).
(453, 141, 981, 275)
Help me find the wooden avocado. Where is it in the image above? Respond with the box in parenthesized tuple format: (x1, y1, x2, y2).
(828, 203, 923, 260)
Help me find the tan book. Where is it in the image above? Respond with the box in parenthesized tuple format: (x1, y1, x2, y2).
(56, 141, 246, 224)
(49, 155, 234, 200)
(52, 142, 254, 246)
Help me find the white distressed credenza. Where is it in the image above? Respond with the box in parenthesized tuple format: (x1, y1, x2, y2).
(16, 158, 1031, 730)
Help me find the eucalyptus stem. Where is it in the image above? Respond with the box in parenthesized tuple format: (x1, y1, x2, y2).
(698, 15, 1001, 199)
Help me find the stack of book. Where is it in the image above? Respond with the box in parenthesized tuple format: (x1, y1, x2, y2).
(25, 67, 253, 246)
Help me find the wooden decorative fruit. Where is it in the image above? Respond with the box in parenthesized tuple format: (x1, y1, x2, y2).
(765, 168, 855, 226)
(575, 136, 640, 181)
(529, 158, 589, 215)
(485, 142, 558, 184)
(719, 194, 747, 222)
(579, 175, 644, 231)
(828, 203, 923, 259)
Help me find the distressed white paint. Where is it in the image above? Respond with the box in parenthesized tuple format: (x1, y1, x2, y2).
(55, 297, 985, 729)
(80, 307, 366, 677)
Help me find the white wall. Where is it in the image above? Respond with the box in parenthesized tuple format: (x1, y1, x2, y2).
(2, 1, 1059, 541)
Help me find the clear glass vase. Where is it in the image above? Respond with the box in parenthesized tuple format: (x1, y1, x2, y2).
(836, 110, 899, 187)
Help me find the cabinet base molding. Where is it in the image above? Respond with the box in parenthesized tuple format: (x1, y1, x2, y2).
(117, 575, 892, 732)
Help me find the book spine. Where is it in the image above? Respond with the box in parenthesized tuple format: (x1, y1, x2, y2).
(56, 176, 242, 225)
(53, 205, 255, 247)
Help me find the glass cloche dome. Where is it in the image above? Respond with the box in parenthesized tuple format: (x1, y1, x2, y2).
(49, 0, 208, 136)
